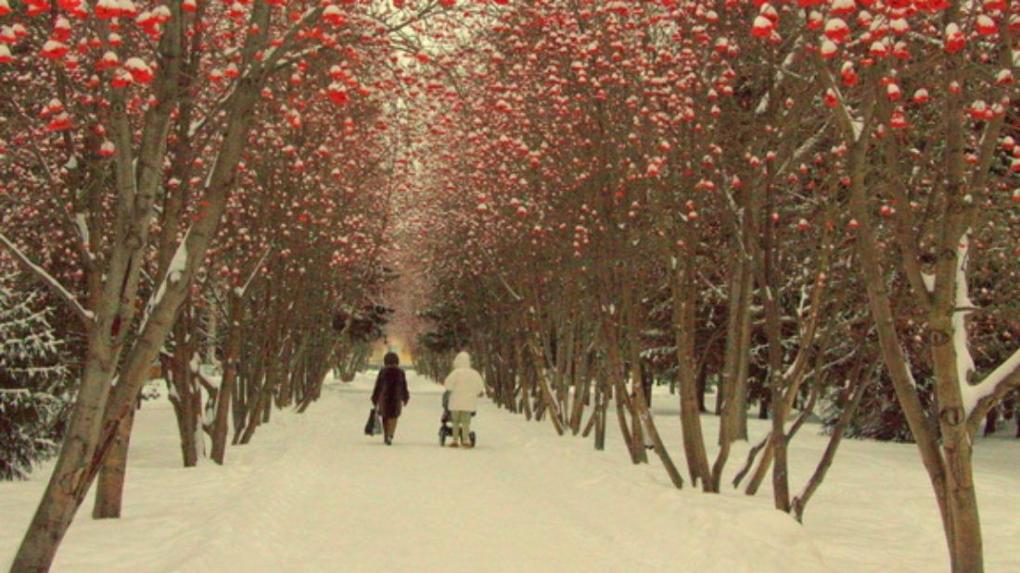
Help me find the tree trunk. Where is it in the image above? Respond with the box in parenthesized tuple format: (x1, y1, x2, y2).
(570, 367, 591, 435)
(603, 325, 644, 464)
(744, 437, 774, 496)
(16, 39, 284, 569)
(983, 406, 997, 437)
(515, 342, 533, 421)
(526, 338, 565, 435)
(944, 451, 983, 573)
(594, 383, 608, 450)
(839, 105, 955, 567)
(733, 433, 770, 489)
(619, 306, 648, 464)
(712, 249, 752, 490)
(696, 367, 708, 413)
(761, 207, 791, 512)
(733, 190, 755, 441)
(627, 328, 683, 488)
(793, 370, 871, 522)
(734, 298, 752, 440)
(612, 379, 639, 461)
(672, 255, 711, 489)
(92, 403, 136, 519)
(211, 294, 242, 464)
(582, 386, 599, 439)
(11, 26, 188, 566)
(232, 372, 248, 445)
(239, 382, 272, 445)
(168, 307, 200, 467)
(11, 349, 119, 571)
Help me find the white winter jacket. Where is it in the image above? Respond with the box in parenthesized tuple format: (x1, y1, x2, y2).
(443, 352, 485, 413)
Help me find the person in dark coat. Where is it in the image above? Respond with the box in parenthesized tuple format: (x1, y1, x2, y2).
(371, 352, 410, 445)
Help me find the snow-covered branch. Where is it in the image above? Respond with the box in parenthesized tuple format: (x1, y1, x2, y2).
(140, 230, 191, 332)
(0, 232, 92, 326)
(812, 59, 864, 142)
(188, 83, 241, 139)
(965, 348, 1020, 425)
(775, 127, 827, 177)
(951, 233, 976, 403)
(236, 246, 273, 298)
(755, 37, 804, 117)
(261, 7, 325, 72)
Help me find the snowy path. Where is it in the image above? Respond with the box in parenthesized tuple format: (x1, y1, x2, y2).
(2, 370, 1018, 572)
(165, 374, 824, 573)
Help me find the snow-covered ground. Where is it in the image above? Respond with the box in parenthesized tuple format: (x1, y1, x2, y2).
(2, 371, 1017, 572)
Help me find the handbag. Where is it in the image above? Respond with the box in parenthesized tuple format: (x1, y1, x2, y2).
(364, 407, 378, 436)
(373, 410, 384, 435)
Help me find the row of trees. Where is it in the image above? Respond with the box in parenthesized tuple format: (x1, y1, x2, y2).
(406, 2, 1019, 572)
(0, 0, 455, 570)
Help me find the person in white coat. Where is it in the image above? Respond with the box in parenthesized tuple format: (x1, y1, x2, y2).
(442, 352, 485, 449)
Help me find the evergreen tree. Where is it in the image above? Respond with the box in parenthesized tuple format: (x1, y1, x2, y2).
(0, 272, 72, 480)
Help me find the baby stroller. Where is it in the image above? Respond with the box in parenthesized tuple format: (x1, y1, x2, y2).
(439, 391, 477, 447)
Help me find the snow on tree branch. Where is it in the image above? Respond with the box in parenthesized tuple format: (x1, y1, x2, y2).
(965, 348, 1020, 422)
(0, 232, 92, 326)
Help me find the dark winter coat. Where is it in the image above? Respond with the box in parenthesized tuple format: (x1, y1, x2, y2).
(371, 366, 409, 419)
